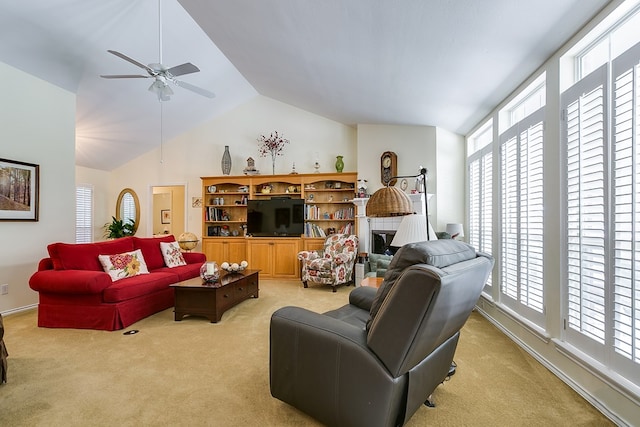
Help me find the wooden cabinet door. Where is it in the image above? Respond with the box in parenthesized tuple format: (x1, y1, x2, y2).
(272, 239, 301, 279)
(227, 240, 247, 262)
(247, 240, 274, 276)
(203, 239, 225, 262)
(203, 239, 246, 263)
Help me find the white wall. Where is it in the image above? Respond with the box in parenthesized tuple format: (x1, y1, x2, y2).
(357, 123, 466, 231)
(0, 62, 76, 313)
(108, 95, 358, 249)
(76, 166, 111, 241)
(435, 127, 465, 231)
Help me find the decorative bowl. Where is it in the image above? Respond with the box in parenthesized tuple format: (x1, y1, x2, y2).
(220, 261, 249, 273)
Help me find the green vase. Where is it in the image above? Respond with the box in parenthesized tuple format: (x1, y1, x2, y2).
(335, 155, 344, 173)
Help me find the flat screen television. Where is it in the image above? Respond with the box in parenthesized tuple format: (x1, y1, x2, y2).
(246, 198, 304, 237)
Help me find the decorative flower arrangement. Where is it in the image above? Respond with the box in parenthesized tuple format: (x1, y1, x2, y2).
(257, 131, 289, 174)
(221, 260, 249, 272)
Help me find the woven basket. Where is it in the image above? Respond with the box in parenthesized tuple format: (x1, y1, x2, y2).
(365, 186, 413, 217)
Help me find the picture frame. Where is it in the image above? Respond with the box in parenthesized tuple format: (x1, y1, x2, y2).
(0, 158, 40, 221)
(161, 209, 171, 224)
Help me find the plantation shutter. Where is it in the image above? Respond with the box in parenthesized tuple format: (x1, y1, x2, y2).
(561, 63, 608, 354)
(76, 185, 93, 243)
(500, 108, 545, 321)
(611, 42, 640, 365)
(468, 148, 493, 289)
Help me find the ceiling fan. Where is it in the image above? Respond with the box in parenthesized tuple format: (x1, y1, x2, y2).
(100, 0, 215, 101)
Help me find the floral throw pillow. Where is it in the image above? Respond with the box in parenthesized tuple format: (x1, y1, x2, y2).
(160, 241, 186, 268)
(98, 249, 149, 282)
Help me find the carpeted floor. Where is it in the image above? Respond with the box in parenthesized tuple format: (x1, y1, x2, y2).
(0, 280, 613, 426)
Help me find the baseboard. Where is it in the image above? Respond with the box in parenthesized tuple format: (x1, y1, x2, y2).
(0, 304, 37, 317)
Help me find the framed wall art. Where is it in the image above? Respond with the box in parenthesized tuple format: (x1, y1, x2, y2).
(0, 158, 40, 221)
(161, 209, 171, 224)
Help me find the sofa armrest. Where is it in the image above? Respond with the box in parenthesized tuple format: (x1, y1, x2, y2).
(349, 286, 377, 311)
(297, 250, 322, 261)
(29, 270, 113, 295)
(183, 252, 206, 265)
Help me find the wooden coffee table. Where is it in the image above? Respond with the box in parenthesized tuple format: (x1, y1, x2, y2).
(360, 276, 384, 288)
(170, 270, 259, 323)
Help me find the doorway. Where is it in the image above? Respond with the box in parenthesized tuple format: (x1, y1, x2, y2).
(150, 185, 186, 238)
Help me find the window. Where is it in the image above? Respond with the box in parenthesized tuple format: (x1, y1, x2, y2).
(499, 109, 545, 323)
(468, 120, 493, 291)
(467, 120, 492, 155)
(76, 184, 93, 243)
(578, 6, 640, 79)
(561, 40, 640, 381)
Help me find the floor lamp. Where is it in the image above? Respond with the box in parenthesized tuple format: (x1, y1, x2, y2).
(366, 167, 434, 242)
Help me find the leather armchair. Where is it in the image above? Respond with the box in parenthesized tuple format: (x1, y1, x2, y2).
(271, 240, 494, 427)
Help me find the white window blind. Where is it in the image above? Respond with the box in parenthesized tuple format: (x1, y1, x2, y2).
(500, 108, 545, 320)
(76, 185, 93, 243)
(612, 44, 640, 366)
(469, 149, 493, 289)
(562, 64, 608, 351)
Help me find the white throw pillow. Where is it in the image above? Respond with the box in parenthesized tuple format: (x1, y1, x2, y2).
(98, 249, 149, 282)
(160, 241, 187, 268)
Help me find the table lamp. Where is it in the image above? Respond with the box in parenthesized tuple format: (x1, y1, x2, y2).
(445, 223, 464, 240)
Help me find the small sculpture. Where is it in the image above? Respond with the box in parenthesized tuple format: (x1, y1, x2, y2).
(243, 157, 259, 175)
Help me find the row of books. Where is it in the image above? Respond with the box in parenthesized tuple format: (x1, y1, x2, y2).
(205, 207, 229, 221)
(304, 221, 354, 238)
(304, 205, 354, 220)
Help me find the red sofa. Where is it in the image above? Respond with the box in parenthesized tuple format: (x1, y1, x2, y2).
(29, 235, 206, 331)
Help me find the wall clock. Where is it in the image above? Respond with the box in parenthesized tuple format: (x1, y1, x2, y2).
(380, 151, 398, 186)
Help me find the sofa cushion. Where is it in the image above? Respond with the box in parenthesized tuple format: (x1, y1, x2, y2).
(374, 258, 392, 277)
(48, 237, 135, 271)
(366, 240, 477, 331)
(133, 235, 176, 270)
(160, 241, 186, 268)
(102, 271, 177, 303)
(98, 249, 150, 281)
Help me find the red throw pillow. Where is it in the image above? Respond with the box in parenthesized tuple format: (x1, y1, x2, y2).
(133, 235, 175, 270)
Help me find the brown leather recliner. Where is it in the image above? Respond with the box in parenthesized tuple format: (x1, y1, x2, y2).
(270, 240, 494, 427)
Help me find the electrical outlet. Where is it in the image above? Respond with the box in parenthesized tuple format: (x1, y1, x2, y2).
(0, 284, 8, 295)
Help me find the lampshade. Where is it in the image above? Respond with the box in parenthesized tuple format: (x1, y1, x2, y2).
(391, 214, 437, 247)
(446, 223, 464, 239)
(365, 186, 413, 217)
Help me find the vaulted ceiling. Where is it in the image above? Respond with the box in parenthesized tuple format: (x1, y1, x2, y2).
(0, 0, 610, 171)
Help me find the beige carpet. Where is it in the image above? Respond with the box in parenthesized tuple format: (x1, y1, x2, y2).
(1, 280, 612, 426)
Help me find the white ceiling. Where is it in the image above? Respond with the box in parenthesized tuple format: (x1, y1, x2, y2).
(0, 0, 610, 171)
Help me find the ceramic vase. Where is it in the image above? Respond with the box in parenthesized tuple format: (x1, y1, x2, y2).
(335, 155, 344, 173)
(221, 146, 232, 175)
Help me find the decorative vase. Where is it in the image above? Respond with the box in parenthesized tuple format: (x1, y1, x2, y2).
(221, 146, 232, 175)
(200, 261, 219, 283)
(271, 155, 276, 175)
(335, 155, 344, 173)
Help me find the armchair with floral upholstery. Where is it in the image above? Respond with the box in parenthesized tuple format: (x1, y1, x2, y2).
(297, 234, 358, 292)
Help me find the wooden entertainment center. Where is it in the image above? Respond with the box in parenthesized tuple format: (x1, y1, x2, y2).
(201, 172, 357, 279)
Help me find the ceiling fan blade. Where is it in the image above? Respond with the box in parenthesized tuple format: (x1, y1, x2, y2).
(100, 74, 150, 79)
(107, 50, 156, 75)
(167, 62, 200, 77)
(174, 80, 216, 98)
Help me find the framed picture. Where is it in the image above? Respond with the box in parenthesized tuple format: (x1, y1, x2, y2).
(0, 158, 40, 221)
(161, 209, 171, 224)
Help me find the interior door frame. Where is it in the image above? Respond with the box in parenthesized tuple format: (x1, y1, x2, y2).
(148, 182, 188, 237)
